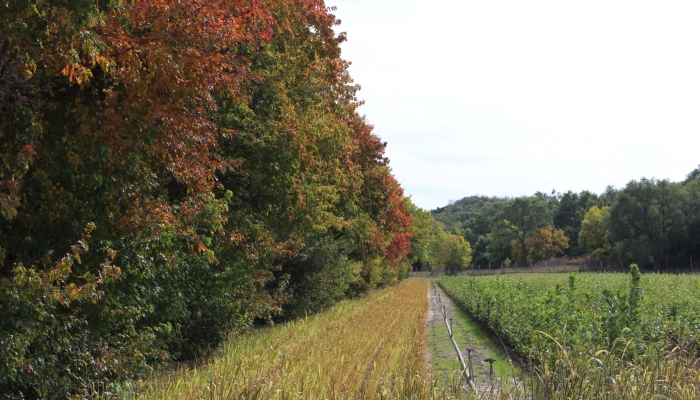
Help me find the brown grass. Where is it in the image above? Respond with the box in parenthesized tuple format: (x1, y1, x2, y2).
(125, 280, 451, 399)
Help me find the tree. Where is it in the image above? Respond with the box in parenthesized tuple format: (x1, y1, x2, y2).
(683, 164, 700, 185)
(485, 219, 518, 266)
(579, 206, 613, 260)
(503, 197, 552, 266)
(524, 226, 569, 263)
(683, 179, 700, 260)
(405, 201, 435, 270)
(0, 0, 416, 396)
(553, 190, 599, 256)
(2, 0, 282, 395)
(431, 196, 512, 265)
(471, 234, 491, 267)
(428, 229, 472, 274)
(609, 178, 686, 270)
(278, 235, 359, 320)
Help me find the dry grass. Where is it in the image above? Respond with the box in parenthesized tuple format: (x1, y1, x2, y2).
(123, 280, 457, 399)
(113, 277, 700, 399)
(531, 334, 700, 399)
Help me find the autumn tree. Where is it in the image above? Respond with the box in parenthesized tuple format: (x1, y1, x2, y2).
(1, 0, 284, 395)
(523, 226, 569, 263)
(432, 166, 700, 270)
(341, 114, 414, 289)
(0, 0, 415, 397)
(579, 206, 613, 260)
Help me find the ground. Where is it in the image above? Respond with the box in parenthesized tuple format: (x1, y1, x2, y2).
(426, 281, 525, 395)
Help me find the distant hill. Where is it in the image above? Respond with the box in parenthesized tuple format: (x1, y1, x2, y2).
(431, 167, 700, 270)
(431, 195, 508, 232)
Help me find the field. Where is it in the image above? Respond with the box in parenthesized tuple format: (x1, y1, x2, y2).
(121, 279, 535, 400)
(122, 280, 455, 400)
(118, 272, 700, 399)
(439, 269, 700, 398)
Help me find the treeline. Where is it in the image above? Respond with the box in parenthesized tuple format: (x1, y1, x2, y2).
(0, 1, 415, 397)
(407, 207, 472, 274)
(432, 166, 700, 270)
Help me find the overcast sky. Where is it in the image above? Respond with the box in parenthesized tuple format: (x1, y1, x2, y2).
(329, 0, 700, 210)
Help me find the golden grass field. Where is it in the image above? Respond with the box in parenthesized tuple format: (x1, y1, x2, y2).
(128, 280, 448, 399)
(125, 277, 700, 400)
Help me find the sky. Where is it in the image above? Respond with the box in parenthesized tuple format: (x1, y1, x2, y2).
(328, 0, 700, 210)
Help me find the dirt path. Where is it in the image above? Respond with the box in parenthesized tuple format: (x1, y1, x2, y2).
(427, 282, 524, 395)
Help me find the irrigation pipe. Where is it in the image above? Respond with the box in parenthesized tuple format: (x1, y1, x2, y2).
(434, 283, 478, 394)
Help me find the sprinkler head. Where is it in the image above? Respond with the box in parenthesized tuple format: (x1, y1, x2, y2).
(485, 358, 496, 383)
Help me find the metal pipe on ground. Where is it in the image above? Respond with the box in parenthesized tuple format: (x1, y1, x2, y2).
(436, 284, 478, 393)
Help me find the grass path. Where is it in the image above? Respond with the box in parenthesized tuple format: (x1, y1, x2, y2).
(427, 282, 525, 395)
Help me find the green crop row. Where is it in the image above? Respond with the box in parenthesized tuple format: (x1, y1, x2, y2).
(439, 269, 700, 363)
(439, 270, 700, 398)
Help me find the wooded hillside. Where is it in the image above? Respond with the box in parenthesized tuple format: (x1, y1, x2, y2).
(433, 168, 700, 270)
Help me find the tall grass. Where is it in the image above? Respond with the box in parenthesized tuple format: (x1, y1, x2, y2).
(119, 280, 459, 399)
(114, 277, 700, 399)
(531, 334, 700, 399)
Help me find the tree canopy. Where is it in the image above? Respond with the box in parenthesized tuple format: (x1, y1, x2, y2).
(579, 206, 613, 260)
(433, 169, 700, 270)
(0, 1, 416, 397)
(428, 229, 472, 273)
